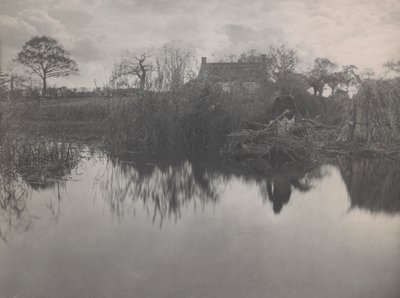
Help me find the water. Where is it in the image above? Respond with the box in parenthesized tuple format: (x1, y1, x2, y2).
(0, 147, 399, 298)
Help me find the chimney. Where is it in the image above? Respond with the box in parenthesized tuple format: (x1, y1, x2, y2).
(201, 57, 207, 64)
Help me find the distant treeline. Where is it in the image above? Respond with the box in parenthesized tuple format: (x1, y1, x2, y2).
(1, 36, 399, 100)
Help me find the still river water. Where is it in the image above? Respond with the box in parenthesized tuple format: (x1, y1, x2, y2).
(0, 146, 399, 298)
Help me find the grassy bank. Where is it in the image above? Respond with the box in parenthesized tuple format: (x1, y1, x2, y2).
(1, 78, 399, 161)
(2, 82, 280, 152)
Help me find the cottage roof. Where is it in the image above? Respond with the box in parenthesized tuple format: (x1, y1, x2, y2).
(197, 57, 267, 83)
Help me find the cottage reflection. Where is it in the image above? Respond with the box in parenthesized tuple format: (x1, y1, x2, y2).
(338, 158, 400, 214)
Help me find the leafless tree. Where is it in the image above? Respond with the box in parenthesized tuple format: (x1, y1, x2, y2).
(156, 41, 196, 92)
(109, 50, 153, 91)
(109, 60, 131, 89)
(16, 36, 78, 96)
(123, 52, 153, 90)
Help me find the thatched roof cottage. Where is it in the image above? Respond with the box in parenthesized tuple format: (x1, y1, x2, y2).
(197, 55, 268, 92)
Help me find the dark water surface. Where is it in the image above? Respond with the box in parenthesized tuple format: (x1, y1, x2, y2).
(0, 147, 399, 298)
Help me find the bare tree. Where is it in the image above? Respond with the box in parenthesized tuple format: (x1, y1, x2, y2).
(156, 41, 196, 92)
(108, 50, 154, 91)
(154, 57, 164, 91)
(0, 62, 32, 100)
(109, 60, 131, 90)
(16, 36, 78, 96)
(123, 52, 153, 90)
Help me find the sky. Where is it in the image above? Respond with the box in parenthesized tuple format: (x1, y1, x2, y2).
(1, 0, 399, 88)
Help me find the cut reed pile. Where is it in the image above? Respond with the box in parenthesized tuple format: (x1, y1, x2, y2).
(224, 115, 322, 165)
(337, 79, 400, 143)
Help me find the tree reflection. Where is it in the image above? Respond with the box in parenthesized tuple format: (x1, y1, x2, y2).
(97, 157, 221, 227)
(338, 157, 400, 214)
(98, 153, 324, 222)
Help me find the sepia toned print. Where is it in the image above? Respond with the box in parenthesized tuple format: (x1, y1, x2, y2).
(1, 0, 399, 297)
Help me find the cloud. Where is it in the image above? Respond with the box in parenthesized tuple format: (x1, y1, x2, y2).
(0, 14, 37, 67)
(221, 24, 285, 47)
(71, 37, 103, 62)
(18, 9, 69, 39)
(222, 25, 261, 44)
(49, 8, 93, 32)
(0, 15, 36, 47)
(1, 0, 399, 86)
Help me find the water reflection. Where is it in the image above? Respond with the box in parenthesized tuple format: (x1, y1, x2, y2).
(0, 140, 83, 241)
(1, 143, 400, 298)
(2, 139, 400, 239)
(0, 176, 31, 242)
(97, 154, 326, 223)
(226, 157, 325, 214)
(97, 157, 222, 226)
(338, 157, 400, 214)
(261, 172, 312, 214)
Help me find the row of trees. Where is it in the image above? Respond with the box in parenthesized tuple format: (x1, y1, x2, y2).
(1, 35, 400, 98)
(108, 45, 305, 94)
(230, 46, 379, 96)
(307, 60, 360, 96)
(108, 41, 197, 92)
(110, 43, 399, 97)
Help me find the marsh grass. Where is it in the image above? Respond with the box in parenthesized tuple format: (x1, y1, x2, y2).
(3, 82, 284, 152)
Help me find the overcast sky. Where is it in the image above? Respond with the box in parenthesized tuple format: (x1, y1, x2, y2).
(1, 0, 399, 87)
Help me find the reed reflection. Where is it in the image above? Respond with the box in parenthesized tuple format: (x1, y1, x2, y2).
(0, 139, 82, 241)
(97, 157, 222, 226)
(98, 154, 325, 222)
(338, 157, 400, 214)
(0, 175, 31, 242)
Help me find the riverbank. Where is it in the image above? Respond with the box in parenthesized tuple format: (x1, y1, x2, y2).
(1, 78, 400, 162)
